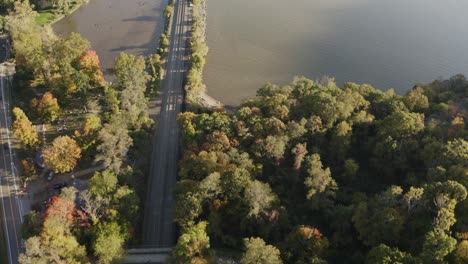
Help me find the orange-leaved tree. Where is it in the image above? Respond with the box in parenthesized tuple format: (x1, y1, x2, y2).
(77, 50, 105, 87)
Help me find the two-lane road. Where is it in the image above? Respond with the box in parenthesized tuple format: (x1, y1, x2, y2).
(143, 0, 191, 247)
(0, 63, 25, 264)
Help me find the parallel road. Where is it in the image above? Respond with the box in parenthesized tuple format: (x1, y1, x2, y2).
(143, 0, 191, 247)
(0, 62, 24, 264)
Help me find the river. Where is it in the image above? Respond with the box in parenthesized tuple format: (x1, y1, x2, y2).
(53, 0, 167, 75)
(205, 0, 468, 105)
(52, 0, 468, 105)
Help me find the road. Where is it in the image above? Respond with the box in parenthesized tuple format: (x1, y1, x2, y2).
(0, 60, 26, 264)
(143, 0, 191, 247)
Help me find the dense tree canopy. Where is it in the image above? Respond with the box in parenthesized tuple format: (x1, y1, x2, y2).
(176, 75, 468, 263)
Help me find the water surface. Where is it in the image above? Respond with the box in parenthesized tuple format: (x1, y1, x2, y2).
(205, 0, 468, 105)
(53, 0, 167, 75)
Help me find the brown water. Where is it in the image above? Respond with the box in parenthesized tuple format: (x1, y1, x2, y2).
(205, 0, 468, 105)
(53, 0, 167, 75)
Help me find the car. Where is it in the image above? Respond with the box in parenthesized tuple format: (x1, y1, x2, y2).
(47, 171, 55, 181)
(53, 182, 67, 190)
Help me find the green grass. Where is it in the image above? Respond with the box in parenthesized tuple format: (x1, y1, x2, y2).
(35, 10, 57, 26)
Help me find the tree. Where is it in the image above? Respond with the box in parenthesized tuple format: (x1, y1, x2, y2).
(93, 222, 126, 264)
(36, 92, 60, 122)
(95, 121, 133, 174)
(377, 110, 424, 139)
(5, 0, 46, 76)
(79, 190, 109, 225)
(403, 187, 424, 213)
(89, 170, 118, 197)
(74, 113, 101, 153)
(454, 240, 468, 263)
(291, 143, 307, 171)
(366, 244, 418, 264)
(304, 154, 337, 200)
(21, 211, 43, 239)
(220, 167, 251, 200)
(241, 237, 283, 264)
(421, 230, 456, 262)
(244, 180, 277, 218)
(43, 136, 81, 173)
(173, 180, 203, 226)
(172, 221, 210, 262)
(282, 226, 329, 264)
(13, 107, 39, 147)
(113, 53, 150, 128)
(19, 216, 89, 264)
(256, 136, 288, 165)
(403, 87, 429, 112)
(113, 186, 140, 223)
(77, 50, 105, 87)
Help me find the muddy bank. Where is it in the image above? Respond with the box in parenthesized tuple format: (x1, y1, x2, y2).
(53, 0, 168, 77)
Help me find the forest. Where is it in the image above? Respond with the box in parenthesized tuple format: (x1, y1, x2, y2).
(174, 75, 468, 263)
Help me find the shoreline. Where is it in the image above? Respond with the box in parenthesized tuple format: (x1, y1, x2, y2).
(189, 0, 227, 110)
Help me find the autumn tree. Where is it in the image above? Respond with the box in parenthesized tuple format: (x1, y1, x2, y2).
(43, 136, 81, 173)
(77, 50, 105, 87)
(36, 92, 60, 122)
(13, 107, 38, 147)
(282, 226, 329, 264)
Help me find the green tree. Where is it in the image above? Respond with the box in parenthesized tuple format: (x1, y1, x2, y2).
(377, 110, 424, 139)
(241, 237, 283, 264)
(221, 167, 251, 200)
(20, 211, 43, 239)
(93, 222, 126, 264)
(112, 53, 150, 128)
(172, 221, 210, 263)
(304, 154, 337, 202)
(366, 244, 418, 264)
(403, 87, 429, 112)
(89, 170, 118, 197)
(173, 180, 203, 226)
(421, 230, 456, 263)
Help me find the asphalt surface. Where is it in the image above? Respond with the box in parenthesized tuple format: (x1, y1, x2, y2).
(143, 0, 191, 247)
(0, 61, 25, 264)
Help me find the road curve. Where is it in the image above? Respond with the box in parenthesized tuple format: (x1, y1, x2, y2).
(143, 0, 191, 247)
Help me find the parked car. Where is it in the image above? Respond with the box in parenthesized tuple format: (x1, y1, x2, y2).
(47, 171, 55, 181)
(53, 182, 67, 190)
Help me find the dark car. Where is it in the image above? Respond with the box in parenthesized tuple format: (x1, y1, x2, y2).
(53, 182, 67, 190)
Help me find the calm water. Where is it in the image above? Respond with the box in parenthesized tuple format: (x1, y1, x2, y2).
(53, 0, 167, 75)
(205, 0, 468, 105)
